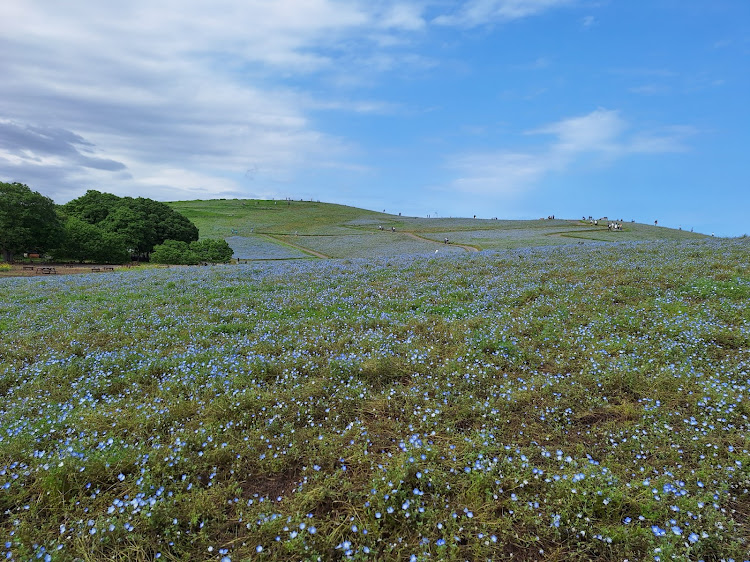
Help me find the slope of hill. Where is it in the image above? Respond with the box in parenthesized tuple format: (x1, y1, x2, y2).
(2, 239, 749, 560)
(169, 199, 709, 260)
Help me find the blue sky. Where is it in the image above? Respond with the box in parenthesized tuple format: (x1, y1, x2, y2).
(1, 1, 748, 236)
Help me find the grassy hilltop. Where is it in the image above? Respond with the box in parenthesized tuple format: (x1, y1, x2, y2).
(2, 234, 749, 561)
(169, 199, 708, 259)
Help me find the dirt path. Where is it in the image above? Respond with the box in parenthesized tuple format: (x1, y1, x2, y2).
(263, 234, 330, 259)
(545, 228, 611, 242)
(404, 231, 479, 253)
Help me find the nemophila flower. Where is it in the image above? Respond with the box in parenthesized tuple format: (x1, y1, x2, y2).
(3, 240, 750, 558)
(652, 526, 666, 537)
(688, 532, 699, 544)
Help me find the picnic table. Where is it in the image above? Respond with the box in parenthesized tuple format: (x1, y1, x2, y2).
(36, 267, 56, 274)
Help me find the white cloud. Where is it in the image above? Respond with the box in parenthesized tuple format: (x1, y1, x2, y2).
(629, 84, 671, 95)
(434, 0, 574, 27)
(530, 108, 627, 153)
(449, 152, 548, 195)
(0, 0, 427, 202)
(444, 109, 694, 195)
(379, 3, 427, 31)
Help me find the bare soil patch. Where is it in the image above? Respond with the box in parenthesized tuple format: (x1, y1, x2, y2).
(0, 263, 134, 277)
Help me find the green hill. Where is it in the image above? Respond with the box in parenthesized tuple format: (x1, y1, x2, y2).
(168, 198, 709, 260)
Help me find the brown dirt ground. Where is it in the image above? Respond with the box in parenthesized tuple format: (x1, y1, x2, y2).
(0, 263, 141, 278)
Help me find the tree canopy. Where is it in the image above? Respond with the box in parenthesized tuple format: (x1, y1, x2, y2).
(63, 190, 199, 258)
(151, 238, 234, 265)
(51, 216, 130, 264)
(191, 239, 234, 263)
(2, 184, 207, 264)
(0, 182, 62, 263)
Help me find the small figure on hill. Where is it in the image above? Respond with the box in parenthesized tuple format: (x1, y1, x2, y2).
(391, 227, 396, 232)
(655, 220, 658, 226)
(444, 238, 449, 244)
(378, 225, 383, 231)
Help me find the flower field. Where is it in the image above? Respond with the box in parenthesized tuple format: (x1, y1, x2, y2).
(1, 239, 749, 561)
(275, 233, 467, 259)
(224, 236, 311, 260)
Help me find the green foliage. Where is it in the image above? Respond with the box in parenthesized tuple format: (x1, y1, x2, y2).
(150, 240, 199, 265)
(0, 181, 62, 263)
(189, 238, 233, 263)
(65, 190, 199, 257)
(52, 216, 130, 264)
(61, 189, 121, 224)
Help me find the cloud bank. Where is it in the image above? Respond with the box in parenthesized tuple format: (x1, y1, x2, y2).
(0, 0, 435, 201)
(444, 109, 694, 196)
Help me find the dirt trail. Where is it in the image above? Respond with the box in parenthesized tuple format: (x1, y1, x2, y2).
(263, 234, 330, 259)
(404, 231, 479, 252)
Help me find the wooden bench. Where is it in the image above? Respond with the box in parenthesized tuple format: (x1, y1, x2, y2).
(23, 266, 35, 271)
(91, 267, 101, 272)
(36, 267, 56, 274)
(104, 266, 114, 271)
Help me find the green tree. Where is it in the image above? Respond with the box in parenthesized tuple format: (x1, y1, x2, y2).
(52, 216, 129, 264)
(0, 182, 62, 263)
(190, 239, 234, 263)
(95, 231, 130, 264)
(99, 204, 152, 256)
(150, 240, 200, 265)
(61, 189, 121, 224)
(65, 192, 199, 259)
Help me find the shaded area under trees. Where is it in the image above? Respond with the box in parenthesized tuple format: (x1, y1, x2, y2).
(0, 182, 62, 263)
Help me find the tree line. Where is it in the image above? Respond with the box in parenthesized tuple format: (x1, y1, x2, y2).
(0, 182, 232, 264)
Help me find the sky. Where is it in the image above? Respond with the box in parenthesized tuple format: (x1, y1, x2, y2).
(1, 1, 748, 236)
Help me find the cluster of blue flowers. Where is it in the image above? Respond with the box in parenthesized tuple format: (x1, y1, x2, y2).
(1, 239, 749, 560)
